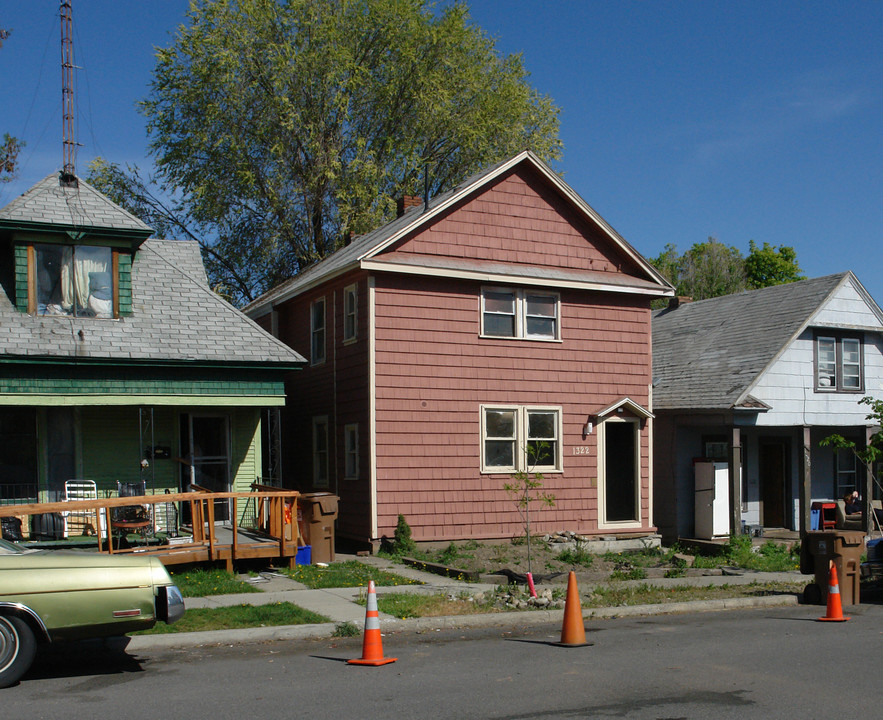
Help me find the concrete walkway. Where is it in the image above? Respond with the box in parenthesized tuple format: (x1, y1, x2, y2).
(129, 555, 807, 651)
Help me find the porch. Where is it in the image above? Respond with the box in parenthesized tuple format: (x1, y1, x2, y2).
(0, 487, 305, 572)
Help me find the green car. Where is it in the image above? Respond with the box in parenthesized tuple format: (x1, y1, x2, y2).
(0, 537, 184, 688)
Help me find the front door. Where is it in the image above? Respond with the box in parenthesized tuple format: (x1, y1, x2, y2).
(760, 440, 787, 527)
(181, 414, 231, 522)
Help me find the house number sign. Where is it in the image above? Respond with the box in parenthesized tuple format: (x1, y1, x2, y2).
(572, 446, 591, 455)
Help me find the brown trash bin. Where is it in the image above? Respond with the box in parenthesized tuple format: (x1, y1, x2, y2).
(297, 493, 339, 564)
(802, 530, 865, 605)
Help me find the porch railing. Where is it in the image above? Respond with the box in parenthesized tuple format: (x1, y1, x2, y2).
(0, 488, 303, 570)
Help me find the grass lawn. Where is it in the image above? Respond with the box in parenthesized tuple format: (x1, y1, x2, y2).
(133, 602, 329, 634)
(170, 568, 261, 597)
(281, 560, 422, 589)
(374, 592, 495, 619)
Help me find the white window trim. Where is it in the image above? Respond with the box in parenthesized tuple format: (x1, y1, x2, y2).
(480, 286, 561, 342)
(480, 405, 563, 474)
(312, 416, 329, 488)
(344, 423, 359, 479)
(311, 297, 326, 366)
(597, 416, 642, 530)
(343, 283, 358, 344)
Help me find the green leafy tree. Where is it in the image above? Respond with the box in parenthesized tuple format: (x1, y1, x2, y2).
(744, 239, 804, 289)
(100, 0, 561, 306)
(0, 133, 23, 182)
(820, 396, 883, 505)
(1, 28, 23, 183)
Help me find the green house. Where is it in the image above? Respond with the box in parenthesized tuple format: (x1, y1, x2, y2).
(0, 173, 304, 523)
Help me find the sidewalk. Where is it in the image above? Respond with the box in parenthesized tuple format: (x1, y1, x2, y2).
(128, 554, 805, 651)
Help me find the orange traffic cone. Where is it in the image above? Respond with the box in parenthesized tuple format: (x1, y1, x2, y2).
(818, 562, 849, 622)
(554, 571, 592, 647)
(348, 580, 397, 665)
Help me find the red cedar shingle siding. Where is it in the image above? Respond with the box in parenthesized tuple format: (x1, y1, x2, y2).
(274, 272, 373, 540)
(383, 168, 644, 277)
(274, 163, 658, 544)
(372, 272, 653, 541)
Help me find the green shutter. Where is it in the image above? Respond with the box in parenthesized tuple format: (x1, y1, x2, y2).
(14, 244, 29, 312)
(118, 252, 133, 316)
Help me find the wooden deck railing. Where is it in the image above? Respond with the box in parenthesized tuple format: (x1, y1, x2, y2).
(0, 489, 303, 571)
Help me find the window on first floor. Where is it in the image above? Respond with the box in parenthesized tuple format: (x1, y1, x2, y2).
(344, 423, 359, 478)
(0, 407, 38, 501)
(835, 447, 857, 499)
(481, 287, 560, 341)
(312, 416, 329, 488)
(481, 405, 561, 473)
(33, 243, 115, 318)
(815, 333, 863, 392)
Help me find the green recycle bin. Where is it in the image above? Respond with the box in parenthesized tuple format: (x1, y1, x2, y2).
(800, 530, 865, 606)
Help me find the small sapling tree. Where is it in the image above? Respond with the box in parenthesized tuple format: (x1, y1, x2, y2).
(503, 442, 556, 579)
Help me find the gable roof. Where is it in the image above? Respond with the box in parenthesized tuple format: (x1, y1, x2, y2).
(245, 151, 673, 317)
(651, 272, 883, 411)
(0, 173, 152, 244)
(0, 238, 304, 367)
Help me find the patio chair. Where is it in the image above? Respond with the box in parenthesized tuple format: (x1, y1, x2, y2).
(111, 481, 152, 542)
(63, 479, 98, 537)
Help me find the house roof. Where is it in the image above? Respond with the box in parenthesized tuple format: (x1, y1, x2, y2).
(244, 151, 673, 317)
(651, 272, 882, 411)
(0, 173, 152, 243)
(0, 238, 305, 367)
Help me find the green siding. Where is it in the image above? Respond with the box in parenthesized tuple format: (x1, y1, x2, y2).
(0, 364, 285, 399)
(231, 408, 261, 492)
(14, 244, 28, 312)
(80, 406, 179, 492)
(118, 252, 133, 316)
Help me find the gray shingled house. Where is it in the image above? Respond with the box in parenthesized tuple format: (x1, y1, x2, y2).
(652, 272, 883, 542)
(0, 173, 304, 523)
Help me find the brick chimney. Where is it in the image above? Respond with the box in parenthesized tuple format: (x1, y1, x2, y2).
(668, 296, 693, 309)
(396, 195, 422, 218)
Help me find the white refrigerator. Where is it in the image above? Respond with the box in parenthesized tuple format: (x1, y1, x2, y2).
(694, 461, 730, 539)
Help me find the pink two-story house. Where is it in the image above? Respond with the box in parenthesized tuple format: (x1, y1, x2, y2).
(245, 151, 672, 547)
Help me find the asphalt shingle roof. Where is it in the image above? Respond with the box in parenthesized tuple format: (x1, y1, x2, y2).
(0, 238, 304, 366)
(0, 173, 152, 235)
(651, 273, 851, 411)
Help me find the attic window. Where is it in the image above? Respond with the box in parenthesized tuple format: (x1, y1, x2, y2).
(31, 244, 115, 318)
(815, 333, 863, 392)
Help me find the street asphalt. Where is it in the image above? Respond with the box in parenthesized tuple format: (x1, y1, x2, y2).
(128, 553, 809, 651)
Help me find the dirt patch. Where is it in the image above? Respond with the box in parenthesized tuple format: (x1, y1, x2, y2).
(405, 537, 699, 586)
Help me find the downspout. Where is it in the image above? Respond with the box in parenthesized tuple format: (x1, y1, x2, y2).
(368, 276, 378, 541)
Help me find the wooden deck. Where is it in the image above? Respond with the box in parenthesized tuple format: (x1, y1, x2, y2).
(0, 488, 305, 572)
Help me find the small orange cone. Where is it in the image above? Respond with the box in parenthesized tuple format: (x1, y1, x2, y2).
(554, 571, 592, 647)
(818, 562, 849, 622)
(348, 580, 397, 665)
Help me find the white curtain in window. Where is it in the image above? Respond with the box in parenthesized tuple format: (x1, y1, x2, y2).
(73, 246, 110, 310)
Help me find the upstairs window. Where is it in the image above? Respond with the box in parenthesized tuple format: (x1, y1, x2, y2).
(343, 284, 358, 342)
(33, 244, 114, 318)
(311, 297, 326, 365)
(815, 333, 863, 392)
(481, 287, 559, 340)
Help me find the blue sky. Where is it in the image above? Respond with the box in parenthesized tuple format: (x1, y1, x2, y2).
(2, 1, 882, 302)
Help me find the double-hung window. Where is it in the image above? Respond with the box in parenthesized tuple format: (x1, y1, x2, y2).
(481, 405, 561, 473)
(344, 424, 359, 478)
(815, 333, 863, 392)
(481, 287, 559, 340)
(343, 284, 358, 342)
(312, 416, 329, 488)
(311, 298, 326, 365)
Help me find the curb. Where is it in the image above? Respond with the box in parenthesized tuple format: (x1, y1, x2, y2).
(126, 593, 799, 651)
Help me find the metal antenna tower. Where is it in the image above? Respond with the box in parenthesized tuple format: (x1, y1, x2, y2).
(60, 0, 78, 185)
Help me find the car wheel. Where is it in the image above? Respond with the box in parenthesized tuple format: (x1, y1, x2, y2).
(0, 615, 36, 688)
